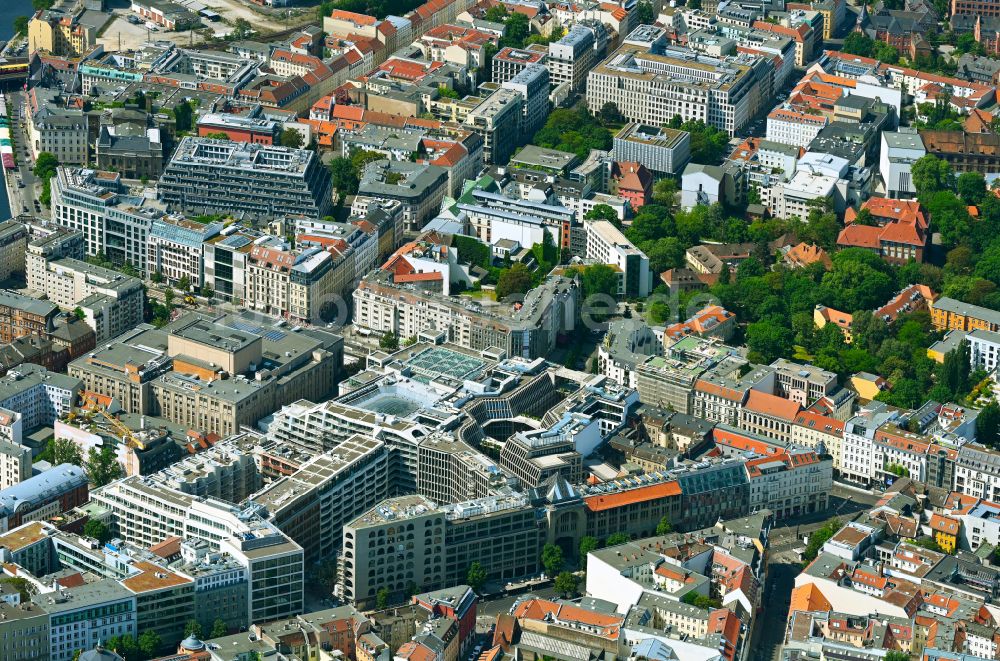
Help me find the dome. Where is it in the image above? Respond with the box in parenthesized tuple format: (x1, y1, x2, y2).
(180, 635, 205, 651)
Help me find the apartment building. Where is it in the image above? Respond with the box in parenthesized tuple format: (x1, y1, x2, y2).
(353, 274, 578, 359)
(27, 256, 143, 344)
(492, 46, 548, 84)
(0, 590, 49, 660)
(636, 337, 744, 415)
(28, 8, 96, 56)
(24, 227, 86, 283)
(0, 290, 58, 345)
(0, 438, 31, 489)
(356, 160, 448, 232)
(840, 403, 901, 486)
(931, 297, 1000, 333)
(0, 364, 81, 432)
(501, 64, 551, 139)
(246, 235, 354, 322)
(159, 138, 333, 220)
(121, 563, 195, 651)
(0, 220, 28, 283)
(463, 88, 522, 165)
(956, 443, 1000, 502)
(951, 0, 1000, 17)
(28, 108, 88, 165)
(766, 107, 828, 148)
(745, 448, 832, 518)
(148, 216, 222, 288)
(548, 26, 596, 92)
(585, 220, 651, 298)
(587, 26, 773, 135)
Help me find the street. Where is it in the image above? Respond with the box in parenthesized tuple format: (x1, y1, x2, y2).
(748, 483, 879, 659)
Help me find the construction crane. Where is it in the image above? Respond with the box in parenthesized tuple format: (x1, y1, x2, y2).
(80, 394, 145, 451)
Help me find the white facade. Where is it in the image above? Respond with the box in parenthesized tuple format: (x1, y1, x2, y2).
(880, 129, 925, 199)
(766, 110, 827, 148)
(771, 170, 843, 221)
(584, 220, 651, 298)
(970, 329, 1000, 372)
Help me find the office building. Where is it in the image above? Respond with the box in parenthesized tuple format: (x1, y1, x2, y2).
(26, 256, 143, 345)
(251, 435, 390, 563)
(148, 216, 222, 288)
(0, 463, 88, 531)
(612, 123, 691, 175)
(0, 221, 27, 283)
(501, 64, 551, 139)
(353, 274, 578, 359)
(50, 167, 159, 275)
(492, 46, 548, 85)
(159, 137, 333, 220)
(463, 88, 522, 165)
(548, 26, 596, 92)
(28, 108, 88, 165)
(38, 580, 137, 661)
(584, 220, 652, 298)
(587, 26, 773, 135)
(202, 230, 258, 304)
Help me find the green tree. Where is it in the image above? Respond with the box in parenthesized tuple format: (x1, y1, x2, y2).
(842, 32, 875, 58)
(0, 576, 33, 601)
(673, 117, 729, 164)
(501, 12, 530, 48)
(634, 0, 655, 24)
(138, 630, 161, 657)
(541, 543, 564, 576)
(231, 18, 253, 40)
(164, 287, 175, 307)
(655, 516, 673, 535)
(532, 107, 613, 159)
(83, 519, 112, 544)
(379, 331, 399, 352)
(84, 446, 124, 488)
(585, 204, 620, 224)
(185, 620, 202, 638)
(884, 652, 909, 661)
(681, 591, 721, 609)
(746, 320, 795, 364)
(496, 263, 534, 299)
(580, 264, 620, 299)
(958, 171, 987, 205)
(330, 157, 359, 199)
(554, 571, 580, 596)
(280, 128, 305, 149)
(173, 101, 194, 132)
(911, 154, 954, 195)
(978, 402, 1000, 447)
(940, 340, 971, 399)
(151, 271, 163, 283)
(178, 275, 191, 292)
(599, 101, 623, 125)
(204, 131, 230, 140)
(467, 562, 487, 592)
(51, 437, 84, 466)
(211, 618, 228, 639)
(652, 178, 678, 206)
(376, 587, 390, 609)
(579, 536, 600, 558)
(13, 16, 30, 37)
(803, 518, 842, 561)
(33, 152, 59, 179)
(32, 0, 55, 10)
(606, 532, 630, 546)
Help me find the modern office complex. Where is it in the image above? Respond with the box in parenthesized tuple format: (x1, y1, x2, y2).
(158, 138, 333, 219)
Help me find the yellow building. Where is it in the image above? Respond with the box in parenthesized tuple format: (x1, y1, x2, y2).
(813, 304, 853, 343)
(927, 329, 968, 363)
(930, 296, 1000, 333)
(929, 513, 959, 554)
(28, 9, 96, 57)
(850, 372, 887, 402)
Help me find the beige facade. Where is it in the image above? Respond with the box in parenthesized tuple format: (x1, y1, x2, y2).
(28, 9, 96, 56)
